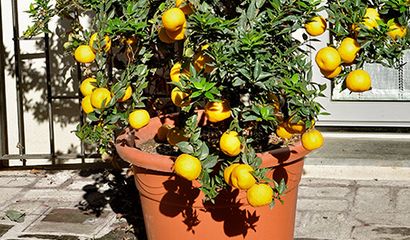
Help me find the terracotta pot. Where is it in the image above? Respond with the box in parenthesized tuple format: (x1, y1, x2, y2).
(115, 111, 310, 240)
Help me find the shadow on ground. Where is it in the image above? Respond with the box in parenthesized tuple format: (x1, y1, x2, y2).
(76, 166, 147, 240)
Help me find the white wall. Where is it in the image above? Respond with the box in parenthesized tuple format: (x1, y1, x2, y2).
(1, 0, 85, 166)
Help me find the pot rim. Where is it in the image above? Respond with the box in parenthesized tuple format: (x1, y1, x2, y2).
(115, 112, 310, 173)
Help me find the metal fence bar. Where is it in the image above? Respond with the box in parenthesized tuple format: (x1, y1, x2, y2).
(1, 153, 100, 160)
(77, 62, 85, 163)
(44, 33, 56, 164)
(11, 0, 26, 165)
(0, 1, 9, 167)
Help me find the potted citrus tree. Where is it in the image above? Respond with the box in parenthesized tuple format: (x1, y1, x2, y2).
(24, 0, 409, 239)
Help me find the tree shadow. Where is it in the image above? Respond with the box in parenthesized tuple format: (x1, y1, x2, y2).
(203, 188, 260, 238)
(76, 166, 147, 240)
(159, 176, 201, 232)
(5, 17, 80, 128)
(159, 176, 259, 237)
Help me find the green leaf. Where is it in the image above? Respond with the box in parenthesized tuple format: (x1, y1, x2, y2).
(198, 142, 210, 160)
(202, 155, 219, 169)
(176, 141, 194, 154)
(253, 60, 262, 80)
(6, 210, 25, 223)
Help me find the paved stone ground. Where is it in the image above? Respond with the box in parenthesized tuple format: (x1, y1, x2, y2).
(295, 178, 410, 240)
(0, 168, 144, 240)
(0, 167, 409, 239)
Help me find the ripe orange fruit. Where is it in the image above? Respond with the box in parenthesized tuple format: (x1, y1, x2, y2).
(74, 45, 96, 63)
(321, 66, 342, 79)
(171, 87, 190, 107)
(162, 8, 186, 32)
(128, 109, 150, 129)
(246, 183, 274, 207)
(276, 123, 293, 140)
(219, 131, 242, 157)
(362, 8, 380, 29)
(301, 128, 324, 151)
(176, 0, 194, 15)
(223, 163, 240, 186)
(118, 86, 132, 102)
(89, 33, 111, 52)
(304, 16, 327, 36)
(170, 62, 182, 82)
(285, 118, 306, 134)
(194, 46, 214, 73)
(174, 154, 202, 181)
(166, 22, 187, 41)
(90, 87, 112, 109)
(158, 27, 176, 44)
(167, 128, 189, 146)
(387, 22, 407, 40)
(230, 164, 256, 190)
(80, 77, 97, 96)
(170, 62, 189, 82)
(345, 69, 371, 92)
(315, 46, 341, 72)
(204, 100, 231, 123)
(81, 95, 94, 114)
(157, 124, 172, 142)
(338, 37, 360, 64)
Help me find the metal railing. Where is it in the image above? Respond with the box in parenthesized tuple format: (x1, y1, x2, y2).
(0, 0, 100, 168)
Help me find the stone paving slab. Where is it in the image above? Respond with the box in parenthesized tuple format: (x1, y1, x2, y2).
(0, 170, 119, 240)
(295, 176, 410, 240)
(24, 208, 116, 237)
(0, 168, 409, 239)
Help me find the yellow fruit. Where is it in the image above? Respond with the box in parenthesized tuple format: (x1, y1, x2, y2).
(321, 66, 342, 79)
(223, 163, 240, 186)
(80, 77, 97, 96)
(81, 95, 94, 114)
(304, 16, 327, 36)
(362, 8, 380, 29)
(170, 62, 182, 82)
(315, 46, 341, 72)
(230, 164, 256, 190)
(176, 0, 194, 15)
(285, 118, 306, 134)
(167, 128, 189, 146)
(171, 87, 190, 107)
(194, 51, 214, 73)
(174, 154, 202, 181)
(204, 100, 231, 123)
(219, 131, 242, 157)
(74, 45, 96, 63)
(157, 124, 172, 142)
(338, 37, 360, 64)
(118, 86, 132, 102)
(387, 22, 407, 40)
(90, 87, 112, 109)
(346, 69, 371, 92)
(170, 62, 189, 82)
(162, 8, 186, 32)
(128, 109, 150, 130)
(158, 27, 176, 44)
(301, 128, 324, 151)
(89, 33, 111, 52)
(276, 124, 293, 139)
(166, 22, 187, 41)
(246, 183, 274, 207)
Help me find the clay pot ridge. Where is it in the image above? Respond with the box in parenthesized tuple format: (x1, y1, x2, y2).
(115, 110, 310, 173)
